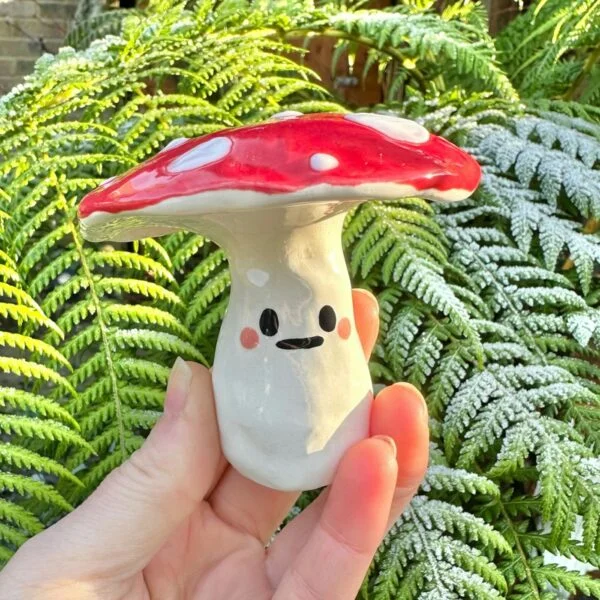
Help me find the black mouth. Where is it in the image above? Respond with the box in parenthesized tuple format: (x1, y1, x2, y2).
(276, 336, 324, 350)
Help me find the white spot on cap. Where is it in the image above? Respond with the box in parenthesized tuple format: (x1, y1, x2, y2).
(310, 153, 339, 172)
(345, 113, 429, 144)
(160, 137, 188, 153)
(270, 110, 303, 120)
(100, 176, 116, 188)
(247, 268, 270, 287)
(168, 137, 232, 173)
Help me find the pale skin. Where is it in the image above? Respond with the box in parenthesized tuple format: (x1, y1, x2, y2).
(0, 289, 429, 600)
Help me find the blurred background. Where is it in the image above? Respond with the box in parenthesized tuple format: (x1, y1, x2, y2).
(0, 0, 530, 97)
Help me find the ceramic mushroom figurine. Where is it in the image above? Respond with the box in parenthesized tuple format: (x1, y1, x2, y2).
(78, 112, 481, 491)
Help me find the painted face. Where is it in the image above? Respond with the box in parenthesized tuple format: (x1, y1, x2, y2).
(240, 305, 351, 350)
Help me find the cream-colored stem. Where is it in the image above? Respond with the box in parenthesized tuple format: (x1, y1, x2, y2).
(209, 207, 373, 491)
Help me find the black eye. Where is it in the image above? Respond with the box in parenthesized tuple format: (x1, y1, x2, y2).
(259, 308, 279, 336)
(319, 305, 336, 332)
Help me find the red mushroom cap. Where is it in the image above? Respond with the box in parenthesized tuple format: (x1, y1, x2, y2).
(78, 112, 481, 242)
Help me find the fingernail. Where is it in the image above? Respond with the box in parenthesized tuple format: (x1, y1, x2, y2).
(372, 435, 397, 459)
(419, 397, 428, 424)
(165, 357, 192, 416)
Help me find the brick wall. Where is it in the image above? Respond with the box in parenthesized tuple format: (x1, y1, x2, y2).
(0, 0, 79, 94)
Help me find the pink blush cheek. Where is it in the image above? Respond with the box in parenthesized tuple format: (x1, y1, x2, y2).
(240, 327, 259, 349)
(337, 317, 351, 340)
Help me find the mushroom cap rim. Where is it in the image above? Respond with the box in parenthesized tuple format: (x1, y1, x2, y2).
(79, 180, 475, 243)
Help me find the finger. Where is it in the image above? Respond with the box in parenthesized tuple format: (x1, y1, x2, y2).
(270, 436, 397, 598)
(209, 468, 299, 544)
(265, 489, 328, 584)
(352, 288, 379, 359)
(370, 383, 429, 529)
(25, 359, 224, 579)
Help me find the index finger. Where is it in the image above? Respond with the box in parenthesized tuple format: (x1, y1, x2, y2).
(272, 437, 397, 599)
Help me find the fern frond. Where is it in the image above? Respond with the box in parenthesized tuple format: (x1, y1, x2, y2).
(497, 0, 600, 101)
(345, 200, 481, 359)
(464, 114, 600, 295)
(66, 9, 143, 51)
(367, 495, 509, 600)
(0, 473, 73, 513)
(314, 8, 517, 101)
(0, 241, 84, 562)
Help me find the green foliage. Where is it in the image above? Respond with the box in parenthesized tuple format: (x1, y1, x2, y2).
(321, 5, 517, 103)
(497, 0, 600, 103)
(468, 114, 600, 295)
(1, 0, 600, 598)
(0, 228, 87, 561)
(67, 9, 142, 51)
(364, 445, 509, 599)
(343, 199, 482, 358)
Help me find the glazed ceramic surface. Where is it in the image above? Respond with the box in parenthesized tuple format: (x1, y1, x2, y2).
(78, 112, 481, 491)
(211, 206, 372, 490)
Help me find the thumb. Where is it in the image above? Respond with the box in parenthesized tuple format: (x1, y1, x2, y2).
(29, 359, 224, 579)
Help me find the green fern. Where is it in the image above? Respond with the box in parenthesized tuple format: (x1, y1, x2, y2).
(497, 0, 600, 102)
(2, 0, 600, 597)
(66, 9, 141, 50)
(297, 5, 517, 104)
(0, 224, 87, 562)
(364, 444, 509, 600)
(360, 102, 600, 597)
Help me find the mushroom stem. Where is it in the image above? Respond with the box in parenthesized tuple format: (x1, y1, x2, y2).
(207, 205, 373, 491)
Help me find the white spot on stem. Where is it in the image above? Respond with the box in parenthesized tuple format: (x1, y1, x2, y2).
(247, 268, 270, 287)
(345, 113, 429, 143)
(310, 153, 339, 172)
(168, 137, 232, 173)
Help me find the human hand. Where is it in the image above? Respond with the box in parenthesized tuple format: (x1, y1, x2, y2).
(0, 289, 429, 600)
